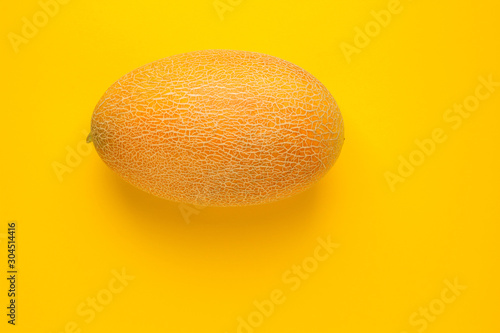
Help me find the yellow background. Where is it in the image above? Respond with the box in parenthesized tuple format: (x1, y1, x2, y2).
(2, 0, 499, 332)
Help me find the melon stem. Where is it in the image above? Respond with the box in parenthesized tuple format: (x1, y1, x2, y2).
(86, 132, 93, 144)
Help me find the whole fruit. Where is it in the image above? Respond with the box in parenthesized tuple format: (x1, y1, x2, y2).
(89, 50, 344, 206)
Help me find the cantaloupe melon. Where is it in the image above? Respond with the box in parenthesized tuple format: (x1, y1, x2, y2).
(89, 50, 344, 207)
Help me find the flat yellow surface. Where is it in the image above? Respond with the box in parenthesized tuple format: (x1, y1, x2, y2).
(1, 0, 499, 332)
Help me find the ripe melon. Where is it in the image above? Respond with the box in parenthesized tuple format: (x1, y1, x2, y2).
(89, 50, 344, 207)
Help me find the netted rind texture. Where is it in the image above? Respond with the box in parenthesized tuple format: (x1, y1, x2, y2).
(91, 50, 344, 207)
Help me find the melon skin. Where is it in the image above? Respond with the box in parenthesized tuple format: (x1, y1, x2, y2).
(90, 50, 344, 207)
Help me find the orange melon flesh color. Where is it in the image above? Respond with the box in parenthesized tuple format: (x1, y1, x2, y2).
(89, 50, 344, 207)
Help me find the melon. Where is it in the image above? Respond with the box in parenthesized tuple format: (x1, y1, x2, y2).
(89, 50, 344, 207)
